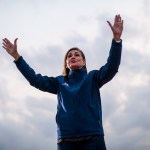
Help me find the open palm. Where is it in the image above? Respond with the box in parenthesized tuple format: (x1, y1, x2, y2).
(107, 15, 123, 41)
(2, 38, 18, 55)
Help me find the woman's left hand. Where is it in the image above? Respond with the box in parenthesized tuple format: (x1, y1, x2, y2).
(107, 14, 123, 41)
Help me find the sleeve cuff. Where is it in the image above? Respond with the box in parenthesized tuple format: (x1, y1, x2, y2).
(112, 39, 122, 45)
(115, 40, 122, 43)
(14, 56, 23, 64)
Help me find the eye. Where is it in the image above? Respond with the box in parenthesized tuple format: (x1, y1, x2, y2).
(67, 54, 72, 58)
(75, 54, 80, 56)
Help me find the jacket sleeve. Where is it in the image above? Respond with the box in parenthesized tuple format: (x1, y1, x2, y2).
(94, 39, 122, 88)
(14, 56, 58, 94)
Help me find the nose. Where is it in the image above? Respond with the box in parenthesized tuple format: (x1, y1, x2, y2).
(70, 55, 75, 59)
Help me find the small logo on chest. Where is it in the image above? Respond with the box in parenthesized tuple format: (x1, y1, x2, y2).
(62, 82, 69, 87)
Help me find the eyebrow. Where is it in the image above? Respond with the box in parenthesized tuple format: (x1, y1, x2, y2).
(68, 51, 81, 55)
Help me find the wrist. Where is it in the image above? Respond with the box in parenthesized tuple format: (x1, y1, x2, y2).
(113, 37, 121, 41)
(13, 52, 20, 61)
(113, 35, 121, 41)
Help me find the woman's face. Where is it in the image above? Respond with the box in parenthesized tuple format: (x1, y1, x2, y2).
(66, 50, 85, 70)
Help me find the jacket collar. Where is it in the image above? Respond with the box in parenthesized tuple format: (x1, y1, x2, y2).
(68, 66, 87, 78)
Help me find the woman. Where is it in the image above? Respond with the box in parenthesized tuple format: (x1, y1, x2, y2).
(2, 14, 123, 150)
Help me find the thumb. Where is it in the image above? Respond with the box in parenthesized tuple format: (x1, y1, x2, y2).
(107, 21, 113, 31)
(14, 38, 18, 46)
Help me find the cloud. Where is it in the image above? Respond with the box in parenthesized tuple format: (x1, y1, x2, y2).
(0, 92, 57, 150)
(1, 1, 150, 150)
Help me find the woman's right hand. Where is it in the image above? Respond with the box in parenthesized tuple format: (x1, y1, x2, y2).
(2, 38, 20, 60)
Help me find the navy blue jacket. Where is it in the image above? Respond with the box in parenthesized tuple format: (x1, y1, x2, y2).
(14, 40, 122, 139)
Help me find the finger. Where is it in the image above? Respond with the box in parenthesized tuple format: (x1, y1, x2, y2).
(3, 38, 9, 42)
(118, 20, 123, 27)
(107, 21, 113, 31)
(14, 38, 18, 46)
(115, 15, 118, 23)
(2, 39, 8, 45)
(2, 46, 7, 50)
(121, 20, 124, 25)
(117, 14, 121, 22)
(2, 42, 7, 48)
(2, 41, 8, 49)
(3, 38, 10, 44)
(2, 38, 7, 43)
(115, 14, 122, 23)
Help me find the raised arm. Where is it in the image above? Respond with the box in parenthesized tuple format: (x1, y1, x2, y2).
(2, 38, 58, 94)
(2, 38, 20, 60)
(94, 15, 123, 88)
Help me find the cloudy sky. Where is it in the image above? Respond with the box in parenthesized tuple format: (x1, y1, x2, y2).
(0, 0, 150, 149)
